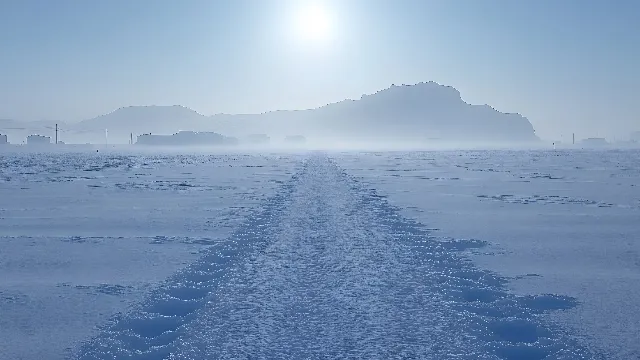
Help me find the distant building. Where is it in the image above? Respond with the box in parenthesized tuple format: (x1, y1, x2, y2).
(27, 135, 51, 145)
(0, 134, 7, 144)
(136, 131, 237, 146)
(580, 137, 608, 147)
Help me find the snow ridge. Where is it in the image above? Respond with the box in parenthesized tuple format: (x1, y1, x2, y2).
(74, 155, 597, 359)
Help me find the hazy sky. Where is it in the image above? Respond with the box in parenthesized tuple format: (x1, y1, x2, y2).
(1, 0, 638, 140)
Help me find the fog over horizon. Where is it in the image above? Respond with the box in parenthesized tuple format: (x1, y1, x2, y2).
(1, 0, 639, 143)
(1, 80, 638, 149)
(2, 81, 554, 148)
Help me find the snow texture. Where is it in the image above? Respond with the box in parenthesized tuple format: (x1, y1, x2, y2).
(0, 152, 299, 359)
(334, 149, 640, 360)
(1, 150, 637, 359)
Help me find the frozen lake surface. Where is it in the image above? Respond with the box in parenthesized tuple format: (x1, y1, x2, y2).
(0, 150, 638, 359)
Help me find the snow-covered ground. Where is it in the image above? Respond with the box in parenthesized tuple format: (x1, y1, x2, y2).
(0, 151, 301, 359)
(1, 149, 638, 359)
(335, 149, 640, 360)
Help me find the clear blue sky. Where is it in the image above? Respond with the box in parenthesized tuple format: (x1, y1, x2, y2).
(1, 0, 638, 140)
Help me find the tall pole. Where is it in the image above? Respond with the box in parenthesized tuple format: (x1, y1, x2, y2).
(573, 133, 575, 145)
(55, 124, 58, 144)
(130, 133, 133, 145)
(105, 128, 108, 148)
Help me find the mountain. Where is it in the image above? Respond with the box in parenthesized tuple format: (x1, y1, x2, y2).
(69, 82, 539, 144)
(74, 105, 208, 135)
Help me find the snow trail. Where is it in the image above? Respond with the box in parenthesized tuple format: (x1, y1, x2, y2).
(75, 155, 596, 359)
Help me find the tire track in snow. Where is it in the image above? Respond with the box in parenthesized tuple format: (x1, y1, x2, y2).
(73, 161, 306, 360)
(74, 155, 598, 360)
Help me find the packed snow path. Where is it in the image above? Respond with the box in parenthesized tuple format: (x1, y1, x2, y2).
(76, 155, 596, 360)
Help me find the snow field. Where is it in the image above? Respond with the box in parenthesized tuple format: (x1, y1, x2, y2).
(333, 149, 640, 359)
(0, 152, 301, 360)
(2, 150, 637, 359)
(75, 155, 596, 359)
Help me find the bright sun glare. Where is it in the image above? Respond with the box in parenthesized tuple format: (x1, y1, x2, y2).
(295, 4, 332, 42)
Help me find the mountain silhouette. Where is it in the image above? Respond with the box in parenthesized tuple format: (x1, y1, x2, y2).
(4, 82, 539, 145)
(74, 105, 207, 135)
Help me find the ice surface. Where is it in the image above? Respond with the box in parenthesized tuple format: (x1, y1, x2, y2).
(1, 150, 637, 359)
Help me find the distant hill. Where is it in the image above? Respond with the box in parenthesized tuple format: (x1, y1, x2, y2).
(74, 105, 208, 135)
(5, 82, 540, 144)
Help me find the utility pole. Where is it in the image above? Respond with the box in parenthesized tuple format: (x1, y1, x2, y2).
(105, 129, 108, 148)
(130, 133, 133, 145)
(572, 133, 575, 145)
(55, 124, 58, 144)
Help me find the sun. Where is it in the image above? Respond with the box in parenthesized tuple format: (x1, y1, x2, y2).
(294, 4, 332, 42)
